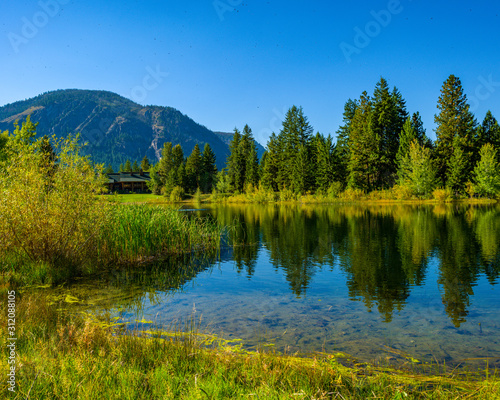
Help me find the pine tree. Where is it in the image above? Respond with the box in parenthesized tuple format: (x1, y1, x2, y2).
(201, 143, 218, 193)
(132, 160, 139, 172)
(119, 163, 124, 173)
(227, 128, 243, 192)
(140, 155, 151, 171)
(396, 118, 417, 170)
(277, 106, 314, 193)
(434, 74, 477, 186)
(245, 141, 260, 188)
(185, 144, 202, 193)
(347, 92, 380, 191)
(474, 143, 500, 198)
(446, 135, 468, 195)
(124, 159, 132, 172)
(475, 111, 500, 164)
(261, 133, 280, 191)
(371, 78, 406, 187)
(104, 164, 114, 174)
(314, 133, 334, 192)
(335, 99, 358, 187)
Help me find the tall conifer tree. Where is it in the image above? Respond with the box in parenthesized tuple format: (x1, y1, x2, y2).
(434, 74, 477, 186)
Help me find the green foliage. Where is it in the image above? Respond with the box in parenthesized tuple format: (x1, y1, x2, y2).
(215, 169, 231, 194)
(201, 143, 218, 193)
(0, 120, 108, 272)
(397, 140, 438, 198)
(372, 78, 407, 186)
(327, 181, 343, 198)
(170, 186, 185, 202)
(185, 143, 202, 193)
(124, 159, 132, 172)
(132, 160, 139, 172)
(277, 106, 314, 193)
(446, 136, 469, 195)
(434, 75, 476, 185)
(347, 92, 380, 191)
(140, 155, 151, 171)
(474, 143, 500, 198)
(104, 163, 114, 174)
(432, 187, 453, 202)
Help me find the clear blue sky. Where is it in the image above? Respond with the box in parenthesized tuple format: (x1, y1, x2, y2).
(1, 0, 499, 146)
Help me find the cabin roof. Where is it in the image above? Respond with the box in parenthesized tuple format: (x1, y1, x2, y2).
(106, 172, 150, 183)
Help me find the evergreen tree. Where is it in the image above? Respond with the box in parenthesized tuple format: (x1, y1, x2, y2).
(104, 164, 114, 174)
(245, 140, 260, 188)
(397, 140, 437, 198)
(185, 144, 203, 193)
(261, 133, 280, 191)
(140, 155, 151, 171)
(396, 118, 417, 169)
(119, 163, 124, 173)
(201, 143, 218, 193)
(314, 133, 334, 192)
(132, 160, 139, 172)
(335, 99, 358, 187)
(434, 74, 477, 186)
(475, 111, 500, 164)
(227, 128, 243, 192)
(474, 143, 500, 198)
(347, 92, 380, 191)
(371, 78, 406, 187)
(277, 106, 314, 193)
(446, 135, 468, 195)
(411, 112, 427, 145)
(124, 159, 132, 172)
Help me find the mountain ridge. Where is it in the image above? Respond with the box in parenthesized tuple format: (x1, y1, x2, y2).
(0, 89, 257, 170)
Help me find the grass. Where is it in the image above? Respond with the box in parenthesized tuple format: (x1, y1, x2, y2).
(0, 203, 225, 286)
(1, 292, 498, 399)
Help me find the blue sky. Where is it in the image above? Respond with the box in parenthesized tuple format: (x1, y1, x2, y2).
(1, 0, 499, 146)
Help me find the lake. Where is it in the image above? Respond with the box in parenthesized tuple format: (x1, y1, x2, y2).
(44, 203, 500, 370)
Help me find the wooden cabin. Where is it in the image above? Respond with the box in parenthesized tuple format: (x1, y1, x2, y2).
(106, 171, 151, 193)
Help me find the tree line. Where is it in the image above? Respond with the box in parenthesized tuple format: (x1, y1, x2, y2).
(107, 73, 500, 199)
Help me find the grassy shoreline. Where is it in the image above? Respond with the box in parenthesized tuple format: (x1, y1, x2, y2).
(1, 293, 499, 399)
(108, 192, 498, 206)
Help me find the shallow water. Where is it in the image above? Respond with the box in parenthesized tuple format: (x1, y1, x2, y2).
(50, 203, 500, 370)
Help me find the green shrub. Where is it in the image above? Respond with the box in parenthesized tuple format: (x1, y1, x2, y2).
(327, 182, 343, 198)
(432, 187, 452, 202)
(170, 186, 185, 202)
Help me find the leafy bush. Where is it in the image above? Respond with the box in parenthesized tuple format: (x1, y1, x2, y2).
(170, 186, 185, 202)
(0, 123, 109, 271)
(327, 182, 343, 198)
(432, 187, 452, 202)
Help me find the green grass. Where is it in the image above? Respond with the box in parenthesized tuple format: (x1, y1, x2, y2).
(0, 203, 224, 286)
(1, 293, 498, 399)
(97, 204, 223, 264)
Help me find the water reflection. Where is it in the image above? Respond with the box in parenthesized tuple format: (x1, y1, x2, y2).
(211, 204, 500, 327)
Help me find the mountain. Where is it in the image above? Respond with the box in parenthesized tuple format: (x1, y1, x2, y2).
(0, 89, 232, 170)
(214, 131, 266, 159)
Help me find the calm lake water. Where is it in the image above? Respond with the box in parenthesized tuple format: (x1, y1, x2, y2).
(47, 203, 500, 370)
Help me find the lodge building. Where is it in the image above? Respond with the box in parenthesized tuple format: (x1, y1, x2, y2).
(106, 171, 151, 193)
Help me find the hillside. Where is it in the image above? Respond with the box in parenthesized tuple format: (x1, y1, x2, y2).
(0, 89, 232, 169)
